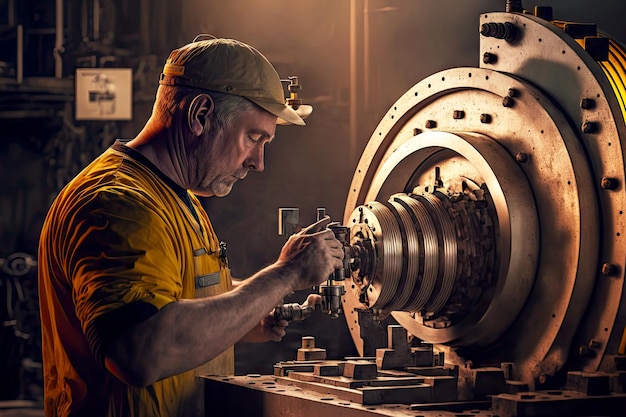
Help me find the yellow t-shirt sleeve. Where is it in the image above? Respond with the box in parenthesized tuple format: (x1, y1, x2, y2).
(65, 188, 183, 362)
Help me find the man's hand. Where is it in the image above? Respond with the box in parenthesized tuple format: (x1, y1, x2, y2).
(256, 314, 290, 343)
(239, 293, 321, 343)
(237, 218, 343, 345)
(276, 216, 344, 290)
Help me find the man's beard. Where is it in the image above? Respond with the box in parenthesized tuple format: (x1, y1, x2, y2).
(208, 176, 236, 197)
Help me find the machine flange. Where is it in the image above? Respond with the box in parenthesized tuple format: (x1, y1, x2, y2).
(342, 65, 600, 385)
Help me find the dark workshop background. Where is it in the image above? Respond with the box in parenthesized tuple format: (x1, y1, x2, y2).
(0, 0, 625, 404)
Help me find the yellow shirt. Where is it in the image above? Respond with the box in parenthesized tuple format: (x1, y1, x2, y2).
(38, 141, 233, 416)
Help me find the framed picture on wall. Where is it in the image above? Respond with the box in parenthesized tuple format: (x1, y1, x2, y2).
(75, 68, 132, 120)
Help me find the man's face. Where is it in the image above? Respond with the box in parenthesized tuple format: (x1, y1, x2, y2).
(190, 107, 277, 197)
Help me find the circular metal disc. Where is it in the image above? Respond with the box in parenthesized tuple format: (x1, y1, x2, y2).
(342, 65, 598, 382)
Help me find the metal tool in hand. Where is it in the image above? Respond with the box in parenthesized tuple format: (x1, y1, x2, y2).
(319, 223, 350, 319)
(271, 302, 316, 322)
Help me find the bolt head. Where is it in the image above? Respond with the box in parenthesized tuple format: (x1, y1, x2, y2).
(601, 177, 618, 190)
(601, 262, 617, 276)
(425, 120, 437, 129)
(580, 98, 596, 110)
(515, 152, 529, 163)
(581, 121, 598, 133)
(482, 52, 496, 64)
(502, 96, 515, 107)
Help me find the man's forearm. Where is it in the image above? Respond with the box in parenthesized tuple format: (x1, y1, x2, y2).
(104, 262, 297, 386)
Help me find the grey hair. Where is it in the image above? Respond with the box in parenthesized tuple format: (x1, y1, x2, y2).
(208, 90, 260, 135)
(153, 85, 261, 132)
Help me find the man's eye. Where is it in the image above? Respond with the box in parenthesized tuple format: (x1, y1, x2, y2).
(248, 136, 262, 143)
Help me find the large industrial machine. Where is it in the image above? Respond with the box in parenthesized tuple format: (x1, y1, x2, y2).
(204, 1, 626, 415)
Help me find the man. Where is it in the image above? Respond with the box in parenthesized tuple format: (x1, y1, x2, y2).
(38, 37, 344, 416)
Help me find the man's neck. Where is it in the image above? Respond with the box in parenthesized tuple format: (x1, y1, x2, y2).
(127, 123, 189, 190)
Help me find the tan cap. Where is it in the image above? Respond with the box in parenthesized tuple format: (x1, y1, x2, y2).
(159, 37, 305, 126)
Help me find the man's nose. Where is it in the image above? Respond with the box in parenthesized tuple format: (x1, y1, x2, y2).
(244, 145, 265, 172)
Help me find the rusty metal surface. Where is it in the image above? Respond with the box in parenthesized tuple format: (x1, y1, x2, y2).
(203, 374, 497, 417)
(339, 9, 626, 392)
(204, 373, 626, 417)
(364, 131, 539, 347)
(479, 10, 626, 376)
(342, 64, 599, 386)
(492, 389, 626, 417)
(203, 332, 626, 416)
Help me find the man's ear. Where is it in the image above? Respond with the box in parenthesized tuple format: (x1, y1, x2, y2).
(187, 94, 215, 136)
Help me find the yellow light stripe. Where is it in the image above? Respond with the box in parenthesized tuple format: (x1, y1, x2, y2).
(599, 38, 626, 125)
(619, 325, 626, 355)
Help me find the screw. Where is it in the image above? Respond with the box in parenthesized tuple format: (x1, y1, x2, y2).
(588, 339, 601, 349)
(581, 121, 598, 133)
(580, 98, 596, 110)
(483, 52, 497, 64)
(413, 128, 422, 136)
(579, 343, 597, 358)
(425, 120, 437, 129)
(515, 152, 529, 163)
(601, 263, 617, 276)
(502, 96, 515, 107)
(600, 177, 618, 190)
(453, 110, 465, 119)
(508, 88, 519, 97)
(481, 22, 517, 42)
(480, 113, 492, 123)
